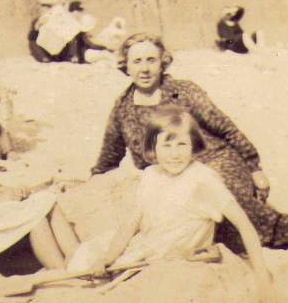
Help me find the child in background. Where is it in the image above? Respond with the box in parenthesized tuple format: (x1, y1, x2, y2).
(28, 0, 96, 63)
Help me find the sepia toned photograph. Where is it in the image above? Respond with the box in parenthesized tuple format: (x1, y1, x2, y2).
(0, 0, 287, 302)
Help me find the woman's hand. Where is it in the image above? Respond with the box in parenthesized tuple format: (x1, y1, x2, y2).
(252, 171, 270, 202)
(252, 171, 270, 189)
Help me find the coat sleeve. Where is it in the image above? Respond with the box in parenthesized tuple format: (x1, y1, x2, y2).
(186, 82, 261, 172)
(91, 101, 126, 175)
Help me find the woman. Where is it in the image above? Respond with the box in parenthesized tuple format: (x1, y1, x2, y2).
(91, 33, 288, 253)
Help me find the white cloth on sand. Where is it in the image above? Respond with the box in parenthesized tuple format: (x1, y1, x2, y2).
(0, 191, 56, 253)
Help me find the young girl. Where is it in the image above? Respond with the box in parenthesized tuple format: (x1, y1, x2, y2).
(61, 105, 275, 301)
(31, 105, 275, 302)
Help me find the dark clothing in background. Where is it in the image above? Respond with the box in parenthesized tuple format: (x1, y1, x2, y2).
(28, 19, 82, 63)
(28, 19, 105, 63)
(216, 20, 249, 54)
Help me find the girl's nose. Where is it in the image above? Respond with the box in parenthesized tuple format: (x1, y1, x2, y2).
(169, 147, 180, 158)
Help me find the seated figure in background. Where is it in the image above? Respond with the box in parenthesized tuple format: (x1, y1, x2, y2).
(0, 86, 14, 160)
(28, 0, 96, 63)
(216, 6, 264, 54)
(84, 16, 127, 64)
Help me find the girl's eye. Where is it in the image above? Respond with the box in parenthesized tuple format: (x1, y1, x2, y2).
(178, 142, 188, 146)
(133, 59, 141, 64)
(147, 57, 157, 63)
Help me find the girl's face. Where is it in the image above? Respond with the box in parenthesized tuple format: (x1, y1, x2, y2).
(155, 127, 193, 176)
(126, 41, 162, 93)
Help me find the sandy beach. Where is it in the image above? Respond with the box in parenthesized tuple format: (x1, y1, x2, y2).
(0, 47, 287, 302)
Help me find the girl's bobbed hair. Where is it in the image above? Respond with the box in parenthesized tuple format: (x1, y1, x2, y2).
(117, 33, 173, 75)
(143, 105, 206, 164)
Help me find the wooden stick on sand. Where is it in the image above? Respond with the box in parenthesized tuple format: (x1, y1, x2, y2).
(1, 245, 221, 297)
(1, 261, 147, 297)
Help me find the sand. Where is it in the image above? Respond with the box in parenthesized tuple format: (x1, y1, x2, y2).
(0, 48, 288, 301)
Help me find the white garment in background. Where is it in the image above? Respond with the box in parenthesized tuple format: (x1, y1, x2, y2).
(113, 161, 235, 267)
(93, 17, 126, 51)
(0, 191, 56, 253)
(36, 5, 95, 55)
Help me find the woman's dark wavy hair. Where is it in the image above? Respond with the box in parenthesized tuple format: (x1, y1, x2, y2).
(118, 33, 173, 75)
(143, 105, 206, 164)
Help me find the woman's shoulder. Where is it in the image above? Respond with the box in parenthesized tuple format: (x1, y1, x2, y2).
(162, 74, 208, 96)
(118, 83, 134, 102)
(110, 83, 134, 111)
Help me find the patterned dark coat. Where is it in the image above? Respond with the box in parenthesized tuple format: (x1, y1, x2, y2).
(92, 74, 288, 252)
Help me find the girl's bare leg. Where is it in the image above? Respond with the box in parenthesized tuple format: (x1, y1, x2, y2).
(30, 217, 65, 269)
(50, 204, 80, 263)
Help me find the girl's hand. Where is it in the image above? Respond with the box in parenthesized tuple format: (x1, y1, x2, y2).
(90, 258, 106, 277)
(255, 273, 277, 303)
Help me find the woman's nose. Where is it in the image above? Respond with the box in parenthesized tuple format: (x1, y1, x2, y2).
(140, 62, 149, 72)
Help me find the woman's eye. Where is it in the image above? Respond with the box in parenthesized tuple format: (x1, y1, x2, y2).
(178, 142, 187, 146)
(133, 59, 141, 64)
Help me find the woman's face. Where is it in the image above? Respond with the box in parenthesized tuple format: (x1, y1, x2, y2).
(126, 41, 162, 93)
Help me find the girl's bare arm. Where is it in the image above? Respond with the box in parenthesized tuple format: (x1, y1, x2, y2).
(104, 208, 141, 266)
(222, 199, 276, 303)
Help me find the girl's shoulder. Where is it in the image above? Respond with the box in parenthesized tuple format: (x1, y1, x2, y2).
(139, 165, 173, 189)
(136, 165, 161, 198)
(189, 161, 224, 183)
(141, 165, 160, 179)
(140, 162, 220, 184)
(141, 162, 218, 179)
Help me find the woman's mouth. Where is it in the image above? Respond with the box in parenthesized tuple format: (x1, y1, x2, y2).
(140, 77, 151, 81)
